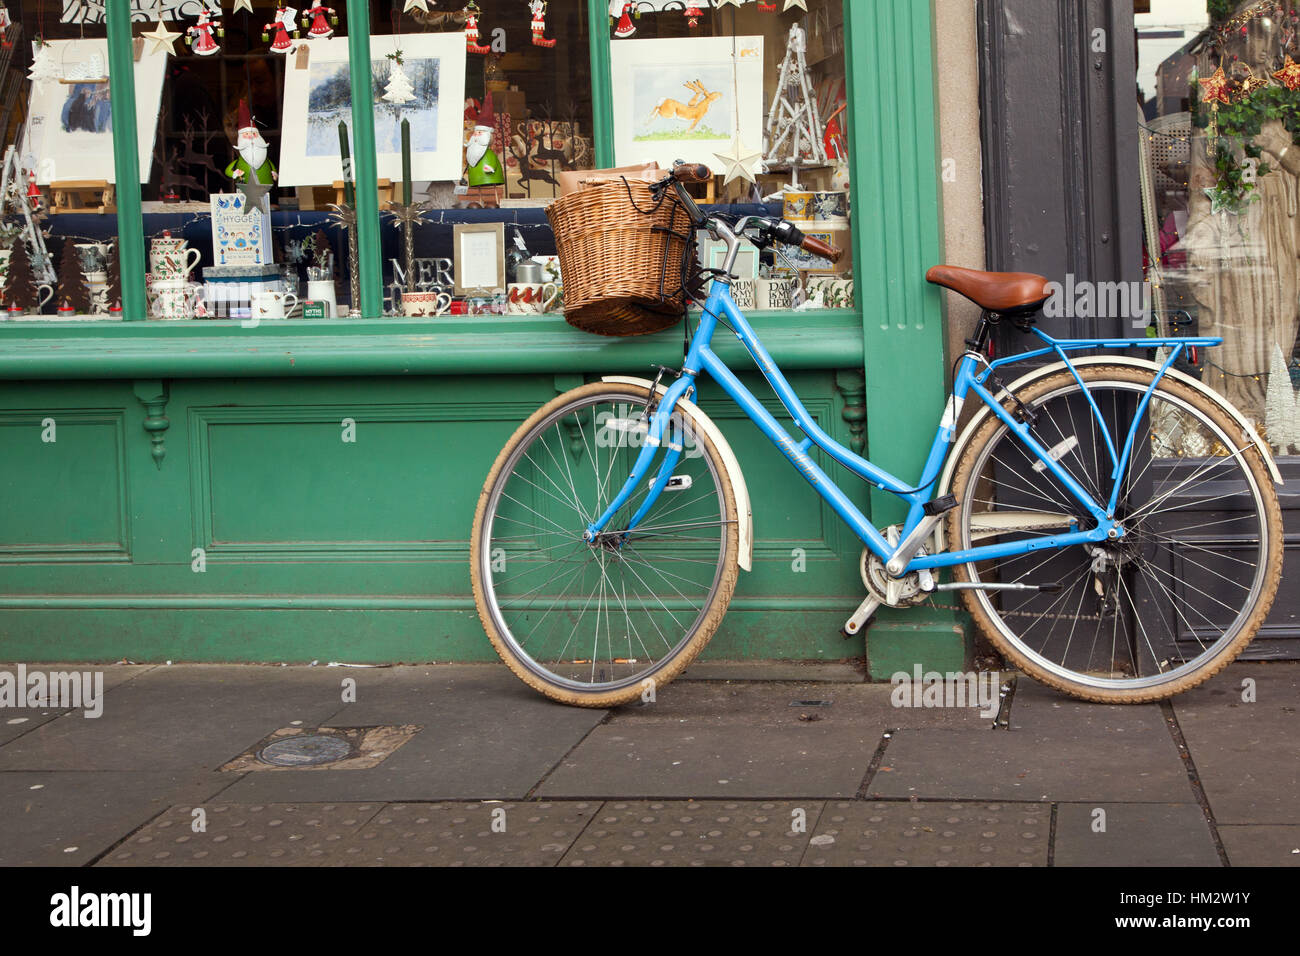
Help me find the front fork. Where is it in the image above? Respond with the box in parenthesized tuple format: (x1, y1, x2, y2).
(583, 372, 696, 544)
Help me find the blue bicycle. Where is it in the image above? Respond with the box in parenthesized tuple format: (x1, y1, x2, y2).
(471, 164, 1283, 707)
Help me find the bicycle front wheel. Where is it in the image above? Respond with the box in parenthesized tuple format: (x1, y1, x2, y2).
(948, 364, 1283, 702)
(470, 382, 740, 708)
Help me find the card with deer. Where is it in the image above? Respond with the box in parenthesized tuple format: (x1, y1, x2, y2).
(648, 80, 722, 133)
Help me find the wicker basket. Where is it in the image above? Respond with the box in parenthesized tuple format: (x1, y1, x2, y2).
(547, 178, 699, 336)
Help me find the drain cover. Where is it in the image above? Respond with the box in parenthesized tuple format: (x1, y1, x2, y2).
(258, 734, 353, 767)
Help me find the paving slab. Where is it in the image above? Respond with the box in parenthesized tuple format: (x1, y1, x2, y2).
(679, 661, 866, 682)
(1217, 825, 1300, 867)
(338, 801, 601, 866)
(559, 800, 815, 866)
(1053, 803, 1220, 867)
(216, 667, 605, 802)
(0, 664, 154, 745)
(0, 770, 232, 866)
(802, 800, 1049, 867)
(98, 802, 386, 867)
(0, 665, 350, 772)
(1171, 663, 1300, 825)
(869, 680, 1193, 802)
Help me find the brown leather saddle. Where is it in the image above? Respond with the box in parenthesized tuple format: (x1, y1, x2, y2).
(925, 265, 1051, 318)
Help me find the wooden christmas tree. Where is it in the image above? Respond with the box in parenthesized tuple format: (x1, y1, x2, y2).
(1265, 342, 1298, 454)
(56, 239, 91, 315)
(4, 237, 38, 313)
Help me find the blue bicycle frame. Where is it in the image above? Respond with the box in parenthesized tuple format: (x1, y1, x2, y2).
(586, 279, 1222, 577)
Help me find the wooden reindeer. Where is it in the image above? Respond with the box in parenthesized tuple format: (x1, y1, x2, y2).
(647, 80, 722, 133)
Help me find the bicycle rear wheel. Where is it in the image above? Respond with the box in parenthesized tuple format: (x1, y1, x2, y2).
(470, 383, 740, 707)
(948, 364, 1283, 702)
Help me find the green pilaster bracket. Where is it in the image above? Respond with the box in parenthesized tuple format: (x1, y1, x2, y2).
(587, 0, 615, 167)
(833, 368, 866, 455)
(106, 4, 146, 322)
(844, 0, 946, 527)
(132, 380, 170, 469)
(346, 0, 383, 318)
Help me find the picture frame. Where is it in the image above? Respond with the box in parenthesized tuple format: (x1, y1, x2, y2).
(24, 39, 168, 184)
(278, 32, 467, 187)
(611, 35, 764, 175)
(453, 222, 506, 296)
(697, 231, 759, 279)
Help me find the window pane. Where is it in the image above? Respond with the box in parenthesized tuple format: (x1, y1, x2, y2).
(1138, 1, 1300, 457)
(3, 0, 135, 320)
(610, 0, 852, 312)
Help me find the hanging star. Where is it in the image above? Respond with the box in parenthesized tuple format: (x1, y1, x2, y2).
(231, 0, 254, 12)
(714, 140, 762, 186)
(237, 178, 272, 217)
(1204, 186, 1242, 216)
(717, 0, 745, 7)
(1199, 66, 1232, 106)
(783, 0, 808, 11)
(1274, 55, 1300, 91)
(1238, 72, 1269, 99)
(142, 20, 183, 56)
(403, 0, 431, 12)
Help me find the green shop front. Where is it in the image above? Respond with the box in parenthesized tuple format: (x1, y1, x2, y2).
(0, 0, 961, 672)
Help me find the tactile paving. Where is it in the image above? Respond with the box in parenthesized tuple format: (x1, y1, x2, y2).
(334, 802, 600, 866)
(558, 800, 821, 867)
(802, 801, 1049, 866)
(99, 803, 384, 866)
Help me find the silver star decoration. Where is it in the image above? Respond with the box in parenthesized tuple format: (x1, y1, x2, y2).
(717, 0, 745, 7)
(142, 21, 183, 55)
(783, 0, 808, 11)
(237, 178, 272, 217)
(403, 0, 431, 12)
(714, 140, 762, 185)
(232, 0, 254, 12)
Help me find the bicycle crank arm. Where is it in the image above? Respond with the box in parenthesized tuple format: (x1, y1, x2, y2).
(935, 582, 1064, 593)
(843, 595, 881, 637)
(884, 496, 958, 577)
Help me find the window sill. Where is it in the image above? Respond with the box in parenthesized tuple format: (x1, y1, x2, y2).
(0, 310, 863, 379)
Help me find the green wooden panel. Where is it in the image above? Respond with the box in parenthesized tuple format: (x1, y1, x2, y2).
(0, 414, 127, 557)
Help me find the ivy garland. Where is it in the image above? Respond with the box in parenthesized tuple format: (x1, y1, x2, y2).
(1190, 80, 1300, 210)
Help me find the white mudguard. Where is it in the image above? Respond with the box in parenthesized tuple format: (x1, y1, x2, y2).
(933, 356, 1283, 552)
(602, 375, 754, 572)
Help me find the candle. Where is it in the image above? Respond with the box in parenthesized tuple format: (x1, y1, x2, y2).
(338, 121, 355, 207)
(401, 118, 412, 206)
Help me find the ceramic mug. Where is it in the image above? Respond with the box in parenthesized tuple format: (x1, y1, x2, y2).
(0, 249, 10, 280)
(813, 190, 849, 222)
(151, 246, 202, 279)
(782, 191, 815, 222)
(806, 276, 855, 309)
(75, 242, 109, 274)
(401, 289, 453, 317)
(149, 279, 196, 320)
(85, 271, 109, 313)
(252, 290, 299, 319)
(755, 276, 795, 311)
(507, 282, 560, 315)
(730, 278, 757, 311)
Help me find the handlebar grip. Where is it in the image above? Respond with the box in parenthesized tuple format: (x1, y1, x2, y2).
(801, 235, 845, 264)
(673, 163, 713, 184)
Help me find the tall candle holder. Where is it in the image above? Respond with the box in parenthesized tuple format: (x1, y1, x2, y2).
(387, 200, 433, 301)
(326, 203, 361, 317)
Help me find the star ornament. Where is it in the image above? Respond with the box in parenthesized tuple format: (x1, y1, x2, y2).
(232, 0, 255, 12)
(715, 140, 762, 186)
(717, 0, 745, 7)
(142, 21, 183, 56)
(1198, 66, 1232, 107)
(237, 178, 272, 217)
(783, 0, 808, 11)
(403, 0, 431, 12)
(1274, 56, 1300, 91)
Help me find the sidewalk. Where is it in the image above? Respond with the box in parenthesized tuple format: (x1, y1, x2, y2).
(1, 660, 1295, 867)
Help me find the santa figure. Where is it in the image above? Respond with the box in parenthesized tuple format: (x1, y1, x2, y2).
(610, 1, 635, 39)
(464, 2, 490, 55)
(303, 4, 336, 40)
(685, 5, 703, 27)
(464, 95, 504, 188)
(0, 6, 12, 48)
(26, 169, 41, 214)
(187, 9, 223, 56)
(225, 100, 278, 186)
(264, 6, 298, 54)
(529, 1, 556, 48)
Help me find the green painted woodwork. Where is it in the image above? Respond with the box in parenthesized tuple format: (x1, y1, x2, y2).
(587, 0, 615, 167)
(0, 3, 968, 668)
(345, 0, 383, 318)
(105, 3, 146, 322)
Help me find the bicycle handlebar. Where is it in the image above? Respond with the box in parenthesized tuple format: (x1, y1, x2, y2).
(672, 163, 712, 184)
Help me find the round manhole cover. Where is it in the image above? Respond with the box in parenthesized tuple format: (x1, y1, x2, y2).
(258, 734, 353, 767)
